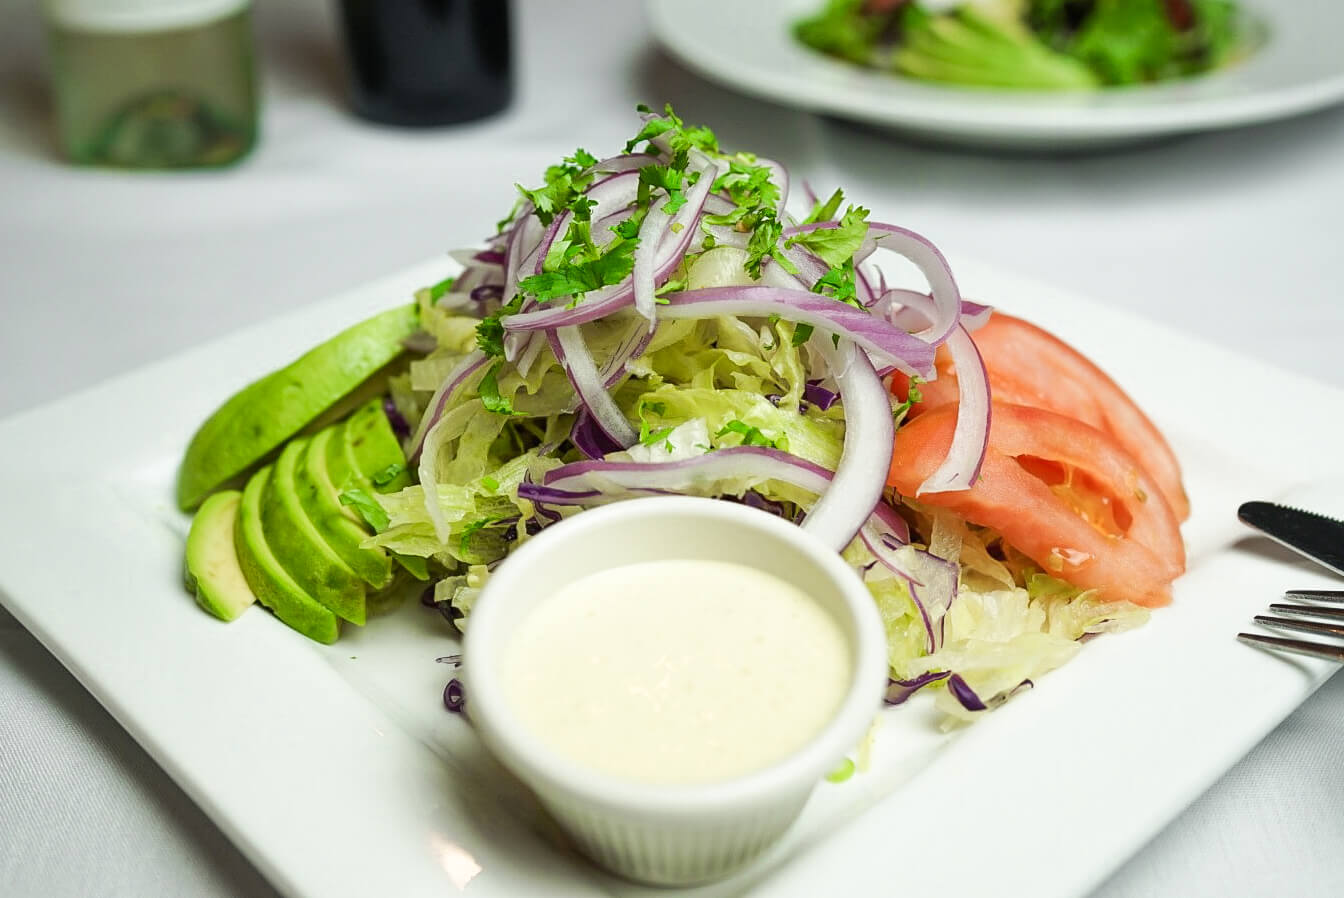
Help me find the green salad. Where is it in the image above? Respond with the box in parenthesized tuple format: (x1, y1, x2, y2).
(795, 0, 1248, 90)
(179, 106, 1178, 725)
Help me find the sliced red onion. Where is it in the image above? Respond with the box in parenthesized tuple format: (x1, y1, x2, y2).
(855, 265, 878, 307)
(382, 396, 411, 439)
(544, 445, 832, 493)
(914, 324, 991, 494)
(512, 330, 548, 378)
(592, 152, 659, 174)
(873, 288, 991, 494)
(579, 317, 655, 399)
(408, 351, 488, 462)
(540, 446, 903, 544)
(534, 171, 643, 277)
(632, 194, 675, 322)
(443, 679, 466, 713)
(440, 263, 500, 306)
(508, 161, 723, 332)
(884, 672, 1032, 712)
(860, 526, 957, 653)
(737, 490, 796, 521)
(802, 338, 894, 550)
(532, 214, 568, 277)
(570, 408, 625, 459)
(800, 180, 821, 208)
(469, 284, 504, 304)
(875, 288, 992, 335)
(776, 244, 830, 287)
(780, 220, 844, 240)
(946, 674, 987, 712)
(504, 214, 543, 303)
(449, 248, 504, 270)
(517, 482, 602, 505)
(633, 157, 724, 322)
(759, 157, 789, 217)
(864, 223, 963, 348)
(870, 499, 911, 544)
(702, 193, 738, 217)
(548, 327, 638, 447)
(656, 286, 936, 377)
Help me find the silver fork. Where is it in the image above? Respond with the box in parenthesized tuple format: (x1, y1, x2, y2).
(1237, 589, 1344, 662)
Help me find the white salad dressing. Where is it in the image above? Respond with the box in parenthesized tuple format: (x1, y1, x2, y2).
(502, 559, 852, 785)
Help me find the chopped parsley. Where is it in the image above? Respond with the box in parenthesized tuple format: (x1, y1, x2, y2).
(637, 402, 675, 451)
(479, 361, 521, 416)
(787, 204, 870, 268)
(519, 236, 638, 304)
(428, 276, 455, 302)
(802, 187, 845, 225)
(515, 148, 601, 227)
(792, 322, 815, 346)
(893, 377, 924, 421)
(474, 292, 523, 358)
(716, 419, 783, 449)
(812, 258, 861, 307)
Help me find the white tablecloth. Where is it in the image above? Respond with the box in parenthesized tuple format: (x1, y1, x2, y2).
(2, 1, 1341, 895)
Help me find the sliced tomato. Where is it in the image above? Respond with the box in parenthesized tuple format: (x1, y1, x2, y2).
(888, 403, 1185, 607)
(892, 312, 1189, 521)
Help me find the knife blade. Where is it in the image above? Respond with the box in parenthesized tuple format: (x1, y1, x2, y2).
(1237, 501, 1344, 578)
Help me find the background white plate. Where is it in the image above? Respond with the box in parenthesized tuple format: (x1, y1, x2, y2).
(1, 255, 1341, 898)
(648, 0, 1344, 149)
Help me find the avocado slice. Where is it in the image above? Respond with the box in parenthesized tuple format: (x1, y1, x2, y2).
(262, 439, 367, 626)
(235, 467, 340, 644)
(184, 490, 255, 622)
(328, 401, 428, 580)
(343, 398, 414, 494)
(176, 303, 419, 511)
(296, 427, 393, 589)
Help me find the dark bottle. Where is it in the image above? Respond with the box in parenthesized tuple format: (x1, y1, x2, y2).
(337, 0, 512, 127)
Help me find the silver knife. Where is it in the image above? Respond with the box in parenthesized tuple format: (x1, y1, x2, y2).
(1237, 501, 1344, 578)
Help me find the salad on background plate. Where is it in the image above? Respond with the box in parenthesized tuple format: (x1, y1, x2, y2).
(179, 105, 1187, 724)
(795, 0, 1251, 90)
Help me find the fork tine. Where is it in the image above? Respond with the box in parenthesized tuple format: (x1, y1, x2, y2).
(1253, 615, 1344, 639)
(1267, 603, 1344, 621)
(1283, 589, 1344, 603)
(1238, 632, 1344, 663)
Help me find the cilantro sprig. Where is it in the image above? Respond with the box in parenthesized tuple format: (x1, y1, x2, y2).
(479, 361, 522, 416)
(515, 148, 600, 227)
(787, 204, 871, 269)
(716, 420, 784, 450)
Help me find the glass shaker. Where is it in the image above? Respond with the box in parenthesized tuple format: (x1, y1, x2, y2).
(42, 0, 259, 169)
(336, 0, 513, 127)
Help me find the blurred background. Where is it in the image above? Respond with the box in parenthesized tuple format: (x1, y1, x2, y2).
(2, 1, 1342, 896)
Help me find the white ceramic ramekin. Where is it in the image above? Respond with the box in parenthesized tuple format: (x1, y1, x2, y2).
(463, 496, 888, 886)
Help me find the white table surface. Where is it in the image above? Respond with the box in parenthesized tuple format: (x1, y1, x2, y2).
(2, 1, 1342, 896)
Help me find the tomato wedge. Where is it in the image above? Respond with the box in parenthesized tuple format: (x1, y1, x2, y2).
(893, 312, 1189, 521)
(888, 403, 1185, 607)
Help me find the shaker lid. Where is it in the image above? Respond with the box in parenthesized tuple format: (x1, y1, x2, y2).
(44, 0, 250, 32)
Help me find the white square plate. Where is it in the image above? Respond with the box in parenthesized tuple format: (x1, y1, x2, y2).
(2, 256, 1340, 898)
